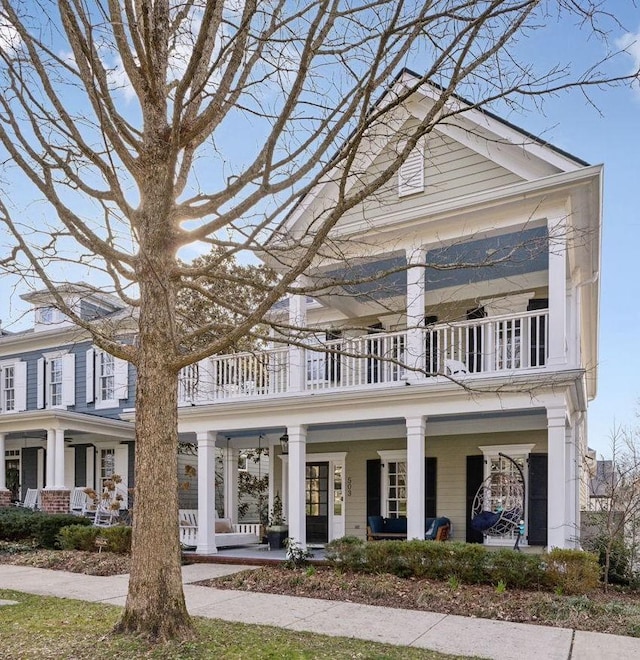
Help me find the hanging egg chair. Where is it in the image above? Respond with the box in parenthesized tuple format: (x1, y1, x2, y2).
(470, 453, 526, 550)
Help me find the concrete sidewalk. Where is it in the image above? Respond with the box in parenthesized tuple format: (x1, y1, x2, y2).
(1, 564, 639, 660)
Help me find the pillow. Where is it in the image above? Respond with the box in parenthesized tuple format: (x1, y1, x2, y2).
(215, 518, 233, 533)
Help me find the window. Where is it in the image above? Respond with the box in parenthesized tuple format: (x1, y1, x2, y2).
(38, 307, 54, 324)
(100, 448, 115, 490)
(37, 352, 75, 409)
(49, 358, 63, 407)
(478, 444, 534, 545)
(2, 365, 15, 412)
(86, 348, 128, 408)
(378, 450, 408, 518)
(0, 361, 27, 414)
(99, 352, 115, 401)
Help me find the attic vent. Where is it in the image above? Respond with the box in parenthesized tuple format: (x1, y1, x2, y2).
(398, 140, 425, 197)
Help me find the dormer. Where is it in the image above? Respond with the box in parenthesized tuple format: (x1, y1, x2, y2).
(21, 285, 124, 332)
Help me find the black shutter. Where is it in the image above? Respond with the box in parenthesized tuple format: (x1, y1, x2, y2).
(325, 330, 342, 383)
(366, 323, 384, 383)
(466, 455, 485, 543)
(527, 299, 548, 367)
(74, 444, 88, 487)
(424, 316, 438, 375)
(528, 453, 548, 546)
(21, 447, 39, 497)
(366, 458, 382, 521)
(425, 457, 437, 518)
(466, 307, 486, 372)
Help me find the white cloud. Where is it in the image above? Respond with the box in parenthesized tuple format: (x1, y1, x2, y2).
(616, 28, 640, 95)
(0, 19, 21, 54)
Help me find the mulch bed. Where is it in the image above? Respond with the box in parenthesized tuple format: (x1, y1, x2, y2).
(199, 565, 640, 638)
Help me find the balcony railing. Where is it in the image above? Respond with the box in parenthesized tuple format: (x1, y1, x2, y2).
(178, 310, 549, 405)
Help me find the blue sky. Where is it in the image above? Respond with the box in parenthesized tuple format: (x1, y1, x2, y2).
(1, 3, 639, 457)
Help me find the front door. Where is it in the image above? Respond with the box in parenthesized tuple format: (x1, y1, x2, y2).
(306, 462, 329, 544)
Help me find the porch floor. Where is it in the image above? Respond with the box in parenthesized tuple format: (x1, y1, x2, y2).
(182, 543, 327, 566)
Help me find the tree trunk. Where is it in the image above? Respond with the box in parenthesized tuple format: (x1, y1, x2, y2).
(115, 207, 193, 640)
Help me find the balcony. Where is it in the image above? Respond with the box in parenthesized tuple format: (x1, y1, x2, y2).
(178, 310, 549, 405)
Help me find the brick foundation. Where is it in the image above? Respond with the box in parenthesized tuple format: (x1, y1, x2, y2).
(40, 489, 71, 514)
(0, 489, 12, 508)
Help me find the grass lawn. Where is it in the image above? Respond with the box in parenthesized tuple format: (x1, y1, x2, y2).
(0, 589, 469, 660)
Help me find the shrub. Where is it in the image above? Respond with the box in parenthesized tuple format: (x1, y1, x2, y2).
(34, 514, 92, 548)
(326, 537, 600, 594)
(0, 509, 92, 548)
(102, 525, 132, 554)
(489, 549, 545, 590)
(586, 535, 631, 585)
(325, 536, 367, 571)
(544, 548, 601, 595)
(58, 524, 131, 554)
(58, 525, 101, 551)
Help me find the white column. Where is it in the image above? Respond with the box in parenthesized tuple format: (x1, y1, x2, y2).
(287, 425, 307, 548)
(196, 431, 218, 554)
(268, 436, 277, 515)
(406, 416, 426, 539)
(0, 433, 6, 491)
(288, 292, 307, 393)
(54, 428, 66, 489)
(223, 446, 239, 523)
(405, 248, 426, 381)
(547, 405, 568, 549)
(45, 428, 55, 489)
(566, 420, 579, 548)
(547, 216, 567, 366)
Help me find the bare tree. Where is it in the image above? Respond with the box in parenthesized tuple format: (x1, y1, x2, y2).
(0, 0, 635, 640)
(583, 424, 640, 590)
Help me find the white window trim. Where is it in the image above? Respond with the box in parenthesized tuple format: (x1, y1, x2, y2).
(378, 450, 408, 518)
(88, 347, 129, 409)
(0, 359, 27, 414)
(477, 443, 535, 547)
(40, 350, 75, 409)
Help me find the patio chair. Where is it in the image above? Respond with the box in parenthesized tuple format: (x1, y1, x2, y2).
(70, 487, 89, 515)
(14, 488, 40, 510)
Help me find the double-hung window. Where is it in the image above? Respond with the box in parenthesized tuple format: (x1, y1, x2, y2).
(37, 351, 75, 409)
(0, 360, 27, 413)
(86, 347, 128, 408)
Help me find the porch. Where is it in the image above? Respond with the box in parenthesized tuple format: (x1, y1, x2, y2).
(178, 309, 549, 405)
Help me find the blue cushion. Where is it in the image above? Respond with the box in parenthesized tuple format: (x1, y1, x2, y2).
(471, 510, 500, 532)
(384, 517, 407, 534)
(367, 515, 384, 533)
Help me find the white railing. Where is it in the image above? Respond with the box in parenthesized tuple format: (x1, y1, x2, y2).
(178, 311, 549, 404)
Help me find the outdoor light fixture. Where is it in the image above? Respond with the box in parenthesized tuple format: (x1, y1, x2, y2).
(279, 433, 289, 455)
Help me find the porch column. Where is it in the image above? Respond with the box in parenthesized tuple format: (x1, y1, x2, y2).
(405, 248, 426, 381)
(268, 436, 277, 516)
(287, 425, 307, 548)
(45, 428, 55, 488)
(566, 419, 579, 548)
(54, 428, 66, 489)
(547, 405, 568, 549)
(288, 289, 307, 393)
(0, 433, 9, 507)
(0, 433, 6, 490)
(406, 416, 426, 540)
(223, 446, 239, 524)
(547, 215, 567, 366)
(196, 431, 218, 554)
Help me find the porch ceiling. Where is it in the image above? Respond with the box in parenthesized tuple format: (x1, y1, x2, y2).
(178, 408, 548, 448)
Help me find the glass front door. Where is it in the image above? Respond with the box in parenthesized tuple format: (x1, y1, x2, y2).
(306, 462, 329, 544)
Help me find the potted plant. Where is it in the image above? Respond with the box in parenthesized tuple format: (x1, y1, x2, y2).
(267, 493, 288, 550)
